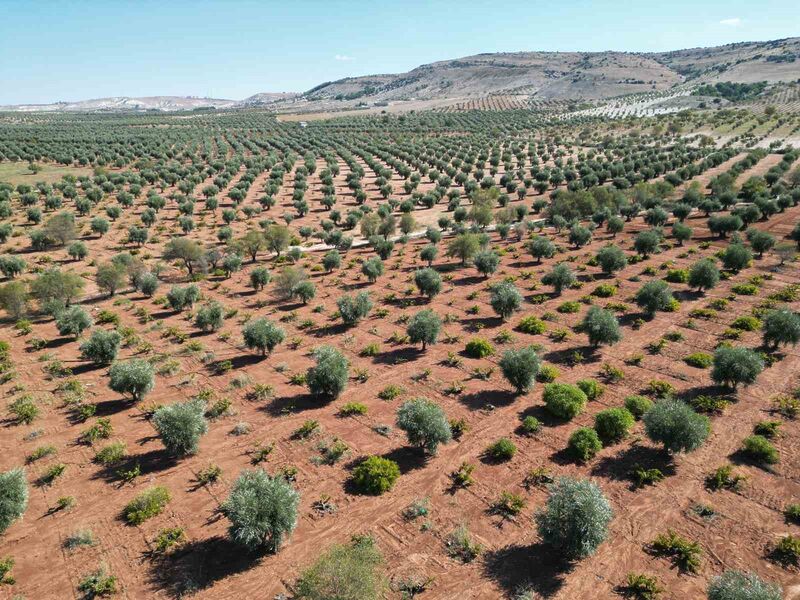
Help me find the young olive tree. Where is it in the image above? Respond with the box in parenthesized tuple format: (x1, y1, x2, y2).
(711, 346, 764, 389)
(79, 329, 122, 365)
(643, 399, 709, 453)
(242, 318, 285, 356)
(0, 468, 28, 534)
(490, 281, 522, 320)
(109, 359, 155, 402)
(152, 399, 208, 456)
(307, 346, 349, 400)
(222, 469, 299, 553)
(542, 263, 575, 295)
(396, 398, 452, 455)
(578, 306, 621, 348)
(406, 309, 441, 350)
(535, 477, 612, 560)
(337, 292, 372, 326)
(498, 346, 540, 394)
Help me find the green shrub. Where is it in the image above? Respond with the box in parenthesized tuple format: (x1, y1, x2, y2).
(683, 352, 713, 368)
(352, 456, 400, 495)
(594, 408, 635, 444)
(576, 379, 604, 401)
(651, 530, 701, 573)
(307, 346, 349, 400)
(464, 337, 494, 358)
(543, 383, 588, 420)
(741, 435, 778, 464)
(711, 346, 764, 389)
(294, 535, 385, 600)
(77, 566, 118, 598)
(623, 573, 664, 600)
(536, 364, 560, 383)
(485, 438, 516, 461)
(520, 415, 541, 435)
(730, 315, 761, 331)
(109, 359, 155, 402)
(517, 315, 546, 334)
(568, 427, 602, 461)
(123, 486, 171, 525)
(625, 395, 653, 419)
(578, 306, 621, 347)
(557, 301, 581, 314)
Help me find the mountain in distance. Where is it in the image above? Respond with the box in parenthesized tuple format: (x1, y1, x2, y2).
(2, 37, 798, 113)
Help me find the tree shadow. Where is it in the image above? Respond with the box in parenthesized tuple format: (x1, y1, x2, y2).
(482, 542, 571, 597)
(92, 397, 132, 417)
(518, 405, 564, 428)
(261, 392, 327, 417)
(451, 274, 486, 287)
(372, 346, 422, 366)
(147, 536, 263, 598)
(380, 446, 429, 474)
(541, 345, 601, 366)
(590, 444, 676, 487)
(674, 290, 703, 302)
(92, 448, 178, 484)
(462, 316, 504, 330)
(71, 361, 107, 376)
(43, 336, 75, 349)
(458, 389, 517, 411)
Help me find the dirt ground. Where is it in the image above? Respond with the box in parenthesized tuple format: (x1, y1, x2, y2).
(0, 152, 799, 599)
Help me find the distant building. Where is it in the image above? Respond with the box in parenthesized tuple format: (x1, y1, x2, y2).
(299, 121, 308, 128)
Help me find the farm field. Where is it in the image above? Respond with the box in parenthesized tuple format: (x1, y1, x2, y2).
(0, 106, 799, 600)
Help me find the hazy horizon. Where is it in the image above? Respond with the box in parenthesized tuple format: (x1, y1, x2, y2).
(1, 0, 798, 105)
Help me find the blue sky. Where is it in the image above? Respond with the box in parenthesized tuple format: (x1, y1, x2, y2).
(0, 0, 797, 104)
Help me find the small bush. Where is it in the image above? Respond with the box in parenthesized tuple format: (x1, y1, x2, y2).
(623, 573, 664, 600)
(651, 530, 701, 573)
(77, 566, 118, 598)
(543, 383, 588, 420)
(741, 435, 778, 464)
(684, 352, 713, 368)
(707, 570, 782, 600)
(351, 456, 400, 495)
(464, 338, 494, 358)
(624, 395, 653, 419)
(536, 364, 560, 383)
(594, 408, 635, 444)
(568, 427, 602, 461)
(517, 315, 546, 334)
(123, 486, 171, 525)
(485, 438, 517, 461)
(576, 378, 604, 401)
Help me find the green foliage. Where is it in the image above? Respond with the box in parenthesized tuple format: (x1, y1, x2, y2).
(578, 306, 621, 347)
(79, 329, 121, 365)
(222, 469, 299, 553)
(535, 477, 612, 559)
(684, 352, 713, 368)
(542, 263, 576, 294)
(543, 383, 588, 420)
(625, 395, 653, 419)
(294, 535, 386, 600)
(644, 399, 709, 453)
(741, 435, 779, 464)
(0, 468, 28, 534)
(77, 566, 118, 598)
(635, 280, 674, 316)
(123, 486, 171, 525)
(465, 337, 494, 358)
(406, 309, 441, 350)
(307, 345, 349, 400)
(762, 308, 800, 348)
(594, 408, 635, 444)
(651, 530, 702, 573)
(396, 398, 452, 454)
(517, 315, 546, 334)
(414, 268, 441, 299)
(485, 438, 516, 461)
(568, 427, 602, 461)
(351, 456, 400, 495)
(242, 318, 285, 356)
(152, 399, 208, 456)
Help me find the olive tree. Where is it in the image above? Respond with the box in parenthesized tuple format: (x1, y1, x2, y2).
(721, 243, 752, 272)
(108, 359, 155, 402)
(688, 259, 720, 292)
(194, 301, 224, 332)
(473, 250, 499, 278)
(307, 346, 349, 400)
(528, 236, 556, 263)
(79, 329, 122, 365)
(643, 399, 709, 453)
(294, 536, 385, 600)
(361, 257, 383, 283)
(242, 318, 285, 356)
(56, 305, 93, 338)
(0, 468, 28, 534)
(396, 398, 452, 455)
(707, 570, 781, 600)
(535, 477, 612, 560)
(222, 468, 299, 553)
(635, 280, 674, 316)
(337, 292, 372, 326)
(152, 399, 208, 456)
(490, 281, 522, 320)
(711, 346, 764, 389)
(596, 245, 627, 275)
(578, 306, 621, 347)
(499, 346, 540, 394)
(414, 268, 442, 300)
(163, 238, 204, 275)
(406, 309, 441, 350)
(762, 308, 800, 348)
(541, 263, 575, 295)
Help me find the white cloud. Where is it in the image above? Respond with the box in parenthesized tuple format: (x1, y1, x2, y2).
(720, 17, 742, 27)
(334, 54, 355, 61)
